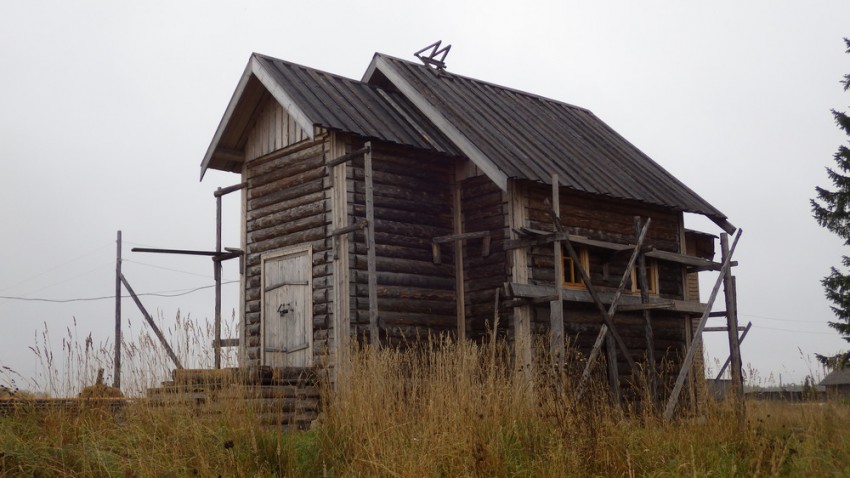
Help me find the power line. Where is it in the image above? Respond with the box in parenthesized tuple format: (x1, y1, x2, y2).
(0, 280, 239, 304)
(122, 258, 238, 281)
(0, 242, 113, 294)
(752, 324, 837, 336)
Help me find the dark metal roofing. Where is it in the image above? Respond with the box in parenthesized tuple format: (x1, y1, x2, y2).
(820, 368, 850, 386)
(367, 54, 727, 221)
(253, 54, 459, 156)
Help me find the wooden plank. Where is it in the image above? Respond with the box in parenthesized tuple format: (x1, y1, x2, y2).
(365, 142, 379, 345)
(664, 229, 742, 421)
(575, 218, 651, 395)
(550, 174, 564, 366)
(330, 135, 350, 384)
(723, 235, 745, 426)
(114, 230, 122, 389)
(453, 164, 466, 341)
(507, 282, 706, 312)
(508, 180, 532, 378)
(120, 273, 182, 370)
(635, 217, 657, 404)
(433, 230, 489, 243)
(716, 321, 752, 380)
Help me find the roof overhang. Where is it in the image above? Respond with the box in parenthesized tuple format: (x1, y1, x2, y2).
(200, 54, 316, 180)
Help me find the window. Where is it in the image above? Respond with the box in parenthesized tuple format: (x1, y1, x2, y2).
(562, 247, 589, 288)
(631, 260, 658, 294)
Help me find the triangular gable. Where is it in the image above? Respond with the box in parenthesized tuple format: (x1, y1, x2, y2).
(201, 54, 316, 179)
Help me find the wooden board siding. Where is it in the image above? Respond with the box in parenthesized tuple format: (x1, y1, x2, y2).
(461, 174, 508, 340)
(346, 142, 456, 342)
(244, 97, 311, 161)
(243, 134, 332, 368)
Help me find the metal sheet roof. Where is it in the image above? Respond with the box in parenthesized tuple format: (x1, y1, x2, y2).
(254, 54, 459, 155)
(365, 54, 728, 223)
(201, 54, 460, 177)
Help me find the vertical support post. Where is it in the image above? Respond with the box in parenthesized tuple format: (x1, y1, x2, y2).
(113, 230, 122, 390)
(330, 137, 351, 388)
(606, 331, 621, 403)
(722, 234, 745, 425)
(508, 180, 532, 382)
(635, 217, 656, 404)
(683, 316, 696, 411)
(550, 174, 564, 368)
(453, 164, 466, 341)
(214, 189, 223, 369)
(364, 142, 379, 345)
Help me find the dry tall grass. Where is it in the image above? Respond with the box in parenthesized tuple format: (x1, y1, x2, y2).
(2, 322, 850, 476)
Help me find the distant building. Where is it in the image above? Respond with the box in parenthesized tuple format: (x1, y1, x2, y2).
(820, 368, 850, 400)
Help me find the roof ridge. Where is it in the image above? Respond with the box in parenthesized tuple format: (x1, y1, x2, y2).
(373, 53, 592, 114)
(254, 52, 386, 92)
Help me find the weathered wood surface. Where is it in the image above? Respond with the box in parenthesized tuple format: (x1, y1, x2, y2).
(243, 135, 331, 367)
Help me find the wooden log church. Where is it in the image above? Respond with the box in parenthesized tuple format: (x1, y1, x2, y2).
(199, 46, 743, 406)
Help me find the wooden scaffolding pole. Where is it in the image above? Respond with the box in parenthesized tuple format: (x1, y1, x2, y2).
(214, 188, 223, 369)
(575, 218, 651, 398)
(453, 164, 466, 341)
(113, 230, 122, 389)
(121, 274, 183, 370)
(550, 174, 564, 366)
(364, 142, 379, 345)
(635, 217, 657, 404)
(544, 200, 641, 374)
(722, 235, 745, 424)
(664, 229, 742, 421)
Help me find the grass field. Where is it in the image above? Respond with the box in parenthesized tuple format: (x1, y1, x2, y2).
(2, 340, 849, 477)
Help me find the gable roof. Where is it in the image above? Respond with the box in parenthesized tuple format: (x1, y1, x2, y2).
(363, 54, 732, 232)
(200, 53, 459, 178)
(820, 368, 850, 386)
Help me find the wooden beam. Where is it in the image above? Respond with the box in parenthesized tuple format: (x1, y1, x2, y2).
(433, 230, 490, 243)
(113, 230, 122, 390)
(634, 217, 657, 404)
(365, 142, 379, 346)
(120, 273, 183, 370)
(550, 174, 565, 367)
(453, 164, 466, 341)
(329, 133, 351, 386)
(508, 180, 532, 379)
(716, 321, 752, 380)
(723, 234, 745, 426)
(214, 182, 248, 197)
(664, 229, 742, 421)
(575, 217, 651, 395)
(325, 145, 371, 169)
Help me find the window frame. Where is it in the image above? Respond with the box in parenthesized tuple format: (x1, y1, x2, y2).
(562, 246, 590, 288)
(631, 259, 659, 295)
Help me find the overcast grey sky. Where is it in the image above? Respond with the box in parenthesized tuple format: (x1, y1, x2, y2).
(2, 0, 849, 392)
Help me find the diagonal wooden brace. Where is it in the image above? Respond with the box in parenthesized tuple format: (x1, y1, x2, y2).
(544, 199, 638, 372)
(576, 217, 652, 397)
(664, 228, 743, 420)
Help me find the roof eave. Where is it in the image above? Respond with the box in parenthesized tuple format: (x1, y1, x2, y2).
(200, 54, 316, 181)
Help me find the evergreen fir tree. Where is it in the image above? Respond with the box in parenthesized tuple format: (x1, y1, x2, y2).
(811, 38, 850, 368)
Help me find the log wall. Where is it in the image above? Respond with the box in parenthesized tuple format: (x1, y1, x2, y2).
(241, 99, 331, 368)
(460, 174, 508, 340)
(347, 142, 457, 342)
